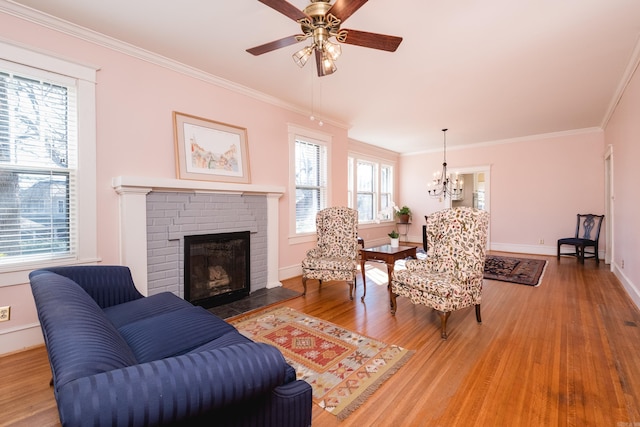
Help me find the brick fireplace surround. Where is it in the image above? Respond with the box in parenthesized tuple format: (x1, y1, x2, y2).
(112, 176, 284, 297)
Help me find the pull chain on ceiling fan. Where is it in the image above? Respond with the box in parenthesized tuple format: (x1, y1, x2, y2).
(246, 0, 403, 76)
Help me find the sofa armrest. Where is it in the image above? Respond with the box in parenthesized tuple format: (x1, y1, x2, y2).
(55, 342, 292, 427)
(30, 266, 143, 308)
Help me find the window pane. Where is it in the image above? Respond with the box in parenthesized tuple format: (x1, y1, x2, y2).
(0, 68, 74, 264)
(294, 137, 327, 234)
(381, 166, 391, 193)
(357, 193, 374, 221)
(356, 161, 374, 191)
(296, 189, 320, 233)
(295, 140, 320, 186)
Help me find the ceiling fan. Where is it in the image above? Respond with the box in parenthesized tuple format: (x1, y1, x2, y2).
(246, 0, 403, 76)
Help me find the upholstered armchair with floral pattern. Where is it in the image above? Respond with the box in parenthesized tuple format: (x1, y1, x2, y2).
(301, 207, 359, 300)
(391, 207, 490, 339)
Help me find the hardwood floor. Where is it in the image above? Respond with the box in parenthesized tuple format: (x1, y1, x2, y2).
(2, 251, 640, 426)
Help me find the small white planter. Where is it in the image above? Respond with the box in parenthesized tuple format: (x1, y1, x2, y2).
(390, 237, 400, 248)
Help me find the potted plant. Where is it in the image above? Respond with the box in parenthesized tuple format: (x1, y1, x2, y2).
(396, 205, 411, 223)
(388, 229, 400, 247)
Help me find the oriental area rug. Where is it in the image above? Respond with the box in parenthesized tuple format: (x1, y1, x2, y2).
(231, 307, 414, 420)
(483, 254, 548, 287)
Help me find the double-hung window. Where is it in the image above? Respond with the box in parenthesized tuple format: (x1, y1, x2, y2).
(0, 42, 97, 274)
(289, 125, 330, 238)
(348, 154, 394, 223)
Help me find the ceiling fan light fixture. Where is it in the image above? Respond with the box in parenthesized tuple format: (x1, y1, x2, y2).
(248, 0, 403, 77)
(323, 40, 341, 61)
(321, 53, 337, 75)
(292, 45, 314, 67)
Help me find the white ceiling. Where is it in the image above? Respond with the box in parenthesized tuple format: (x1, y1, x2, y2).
(7, 0, 640, 153)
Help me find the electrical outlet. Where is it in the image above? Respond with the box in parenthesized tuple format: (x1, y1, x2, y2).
(622, 259, 625, 269)
(538, 239, 544, 244)
(0, 306, 10, 322)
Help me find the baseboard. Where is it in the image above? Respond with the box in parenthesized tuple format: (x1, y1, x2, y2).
(279, 264, 302, 281)
(490, 242, 605, 259)
(490, 243, 557, 256)
(0, 323, 43, 356)
(613, 262, 640, 311)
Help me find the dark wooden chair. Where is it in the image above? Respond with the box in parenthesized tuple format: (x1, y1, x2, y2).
(422, 215, 428, 251)
(557, 214, 604, 264)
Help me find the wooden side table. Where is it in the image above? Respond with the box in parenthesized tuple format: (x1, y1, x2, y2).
(360, 244, 417, 305)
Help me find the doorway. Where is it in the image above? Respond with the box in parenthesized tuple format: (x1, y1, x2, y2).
(450, 165, 491, 248)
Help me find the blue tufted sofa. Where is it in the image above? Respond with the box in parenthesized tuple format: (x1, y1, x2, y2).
(29, 265, 312, 427)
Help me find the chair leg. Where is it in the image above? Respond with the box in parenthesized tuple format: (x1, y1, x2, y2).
(348, 279, 354, 301)
(301, 276, 307, 296)
(475, 304, 482, 324)
(438, 311, 451, 340)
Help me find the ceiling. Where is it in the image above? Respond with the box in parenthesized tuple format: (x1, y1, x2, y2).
(7, 0, 640, 153)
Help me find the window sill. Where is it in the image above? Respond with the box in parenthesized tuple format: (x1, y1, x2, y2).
(0, 257, 102, 287)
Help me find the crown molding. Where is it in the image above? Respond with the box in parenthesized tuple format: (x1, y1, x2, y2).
(0, 0, 348, 130)
(601, 33, 640, 129)
(402, 127, 604, 156)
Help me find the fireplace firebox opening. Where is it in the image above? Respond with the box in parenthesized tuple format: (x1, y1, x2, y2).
(184, 231, 250, 308)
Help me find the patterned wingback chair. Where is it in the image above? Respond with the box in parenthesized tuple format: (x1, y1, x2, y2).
(391, 207, 490, 339)
(301, 207, 359, 300)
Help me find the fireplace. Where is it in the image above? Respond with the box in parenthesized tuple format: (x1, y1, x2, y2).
(184, 231, 250, 308)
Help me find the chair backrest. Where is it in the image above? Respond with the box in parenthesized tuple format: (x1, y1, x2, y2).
(425, 207, 490, 274)
(315, 206, 359, 259)
(575, 214, 604, 241)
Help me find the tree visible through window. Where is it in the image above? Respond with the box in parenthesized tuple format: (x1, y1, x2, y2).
(0, 68, 76, 263)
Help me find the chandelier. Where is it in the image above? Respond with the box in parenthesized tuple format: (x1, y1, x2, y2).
(427, 129, 464, 200)
(291, 3, 346, 76)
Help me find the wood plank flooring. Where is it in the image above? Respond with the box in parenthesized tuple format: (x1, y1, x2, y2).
(1, 251, 639, 426)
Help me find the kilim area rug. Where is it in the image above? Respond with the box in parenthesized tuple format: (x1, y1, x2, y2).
(483, 254, 548, 286)
(231, 306, 414, 420)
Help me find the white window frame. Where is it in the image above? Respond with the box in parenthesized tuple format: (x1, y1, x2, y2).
(0, 40, 98, 286)
(288, 124, 331, 244)
(348, 153, 395, 225)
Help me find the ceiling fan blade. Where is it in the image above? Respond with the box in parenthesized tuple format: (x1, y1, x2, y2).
(246, 35, 302, 55)
(327, 0, 368, 22)
(341, 29, 403, 52)
(258, 0, 308, 22)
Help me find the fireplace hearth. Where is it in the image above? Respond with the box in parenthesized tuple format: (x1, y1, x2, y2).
(184, 231, 250, 308)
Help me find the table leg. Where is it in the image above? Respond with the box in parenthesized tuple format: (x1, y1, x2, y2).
(360, 258, 367, 302)
(386, 261, 396, 313)
(390, 291, 397, 315)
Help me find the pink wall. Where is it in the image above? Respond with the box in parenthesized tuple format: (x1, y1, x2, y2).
(399, 131, 606, 252)
(0, 11, 348, 349)
(1, 8, 638, 354)
(604, 64, 640, 306)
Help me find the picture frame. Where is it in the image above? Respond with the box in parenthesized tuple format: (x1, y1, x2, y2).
(173, 111, 251, 183)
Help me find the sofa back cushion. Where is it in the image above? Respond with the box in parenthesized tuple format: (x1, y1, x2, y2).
(30, 272, 138, 389)
(31, 265, 143, 308)
(118, 306, 237, 363)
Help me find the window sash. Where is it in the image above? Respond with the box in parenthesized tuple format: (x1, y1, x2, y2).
(294, 138, 327, 234)
(348, 156, 394, 223)
(289, 125, 331, 236)
(0, 64, 77, 265)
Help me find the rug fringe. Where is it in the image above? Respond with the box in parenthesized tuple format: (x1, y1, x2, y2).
(534, 259, 549, 287)
(335, 350, 415, 421)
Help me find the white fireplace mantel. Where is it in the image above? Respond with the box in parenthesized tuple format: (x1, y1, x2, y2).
(112, 176, 285, 295)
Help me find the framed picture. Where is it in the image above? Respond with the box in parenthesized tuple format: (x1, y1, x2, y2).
(173, 111, 251, 183)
